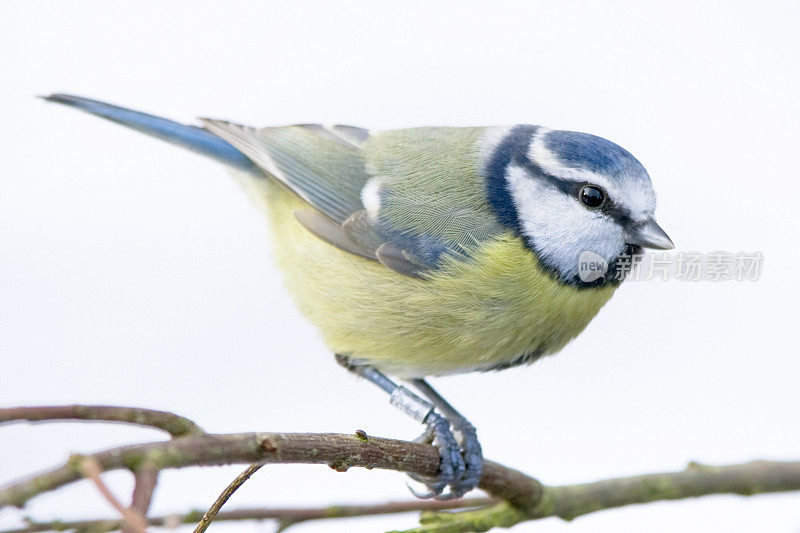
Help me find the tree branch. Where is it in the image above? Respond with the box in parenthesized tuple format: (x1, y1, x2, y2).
(125, 458, 159, 533)
(192, 464, 263, 533)
(0, 406, 204, 437)
(0, 432, 538, 511)
(2, 405, 799, 532)
(77, 458, 147, 533)
(394, 460, 800, 532)
(2, 498, 497, 533)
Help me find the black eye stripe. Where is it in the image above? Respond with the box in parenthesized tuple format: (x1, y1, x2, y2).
(515, 152, 636, 229)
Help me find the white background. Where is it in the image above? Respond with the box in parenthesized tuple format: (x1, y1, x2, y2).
(2, 1, 799, 532)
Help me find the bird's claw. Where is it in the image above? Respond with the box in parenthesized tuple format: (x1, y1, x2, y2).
(451, 421, 483, 497)
(407, 411, 482, 500)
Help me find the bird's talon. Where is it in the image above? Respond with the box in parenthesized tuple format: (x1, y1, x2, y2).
(450, 421, 483, 496)
(406, 481, 438, 499)
(413, 427, 435, 445)
(404, 411, 471, 499)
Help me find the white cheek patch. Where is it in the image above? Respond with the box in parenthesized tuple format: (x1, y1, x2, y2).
(505, 165, 626, 280)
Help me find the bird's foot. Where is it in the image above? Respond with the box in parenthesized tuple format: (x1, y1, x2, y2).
(408, 412, 482, 500)
(451, 420, 483, 497)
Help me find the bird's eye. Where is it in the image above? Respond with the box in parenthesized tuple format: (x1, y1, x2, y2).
(579, 185, 605, 208)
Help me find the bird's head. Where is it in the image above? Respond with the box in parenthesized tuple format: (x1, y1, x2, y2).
(485, 125, 673, 287)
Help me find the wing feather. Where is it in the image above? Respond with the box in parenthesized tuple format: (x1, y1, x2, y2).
(203, 121, 502, 278)
(293, 208, 377, 260)
(201, 119, 368, 223)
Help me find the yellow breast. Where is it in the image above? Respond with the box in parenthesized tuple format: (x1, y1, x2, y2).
(242, 177, 617, 377)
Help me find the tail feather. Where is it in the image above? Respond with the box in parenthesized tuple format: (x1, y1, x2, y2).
(41, 93, 258, 173)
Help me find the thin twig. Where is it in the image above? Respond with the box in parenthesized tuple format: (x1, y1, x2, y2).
(78, 458, 148, 533)
(129, 464, 158, 516)
(125, 458, 159, 533)
(193, 464, 263, 533)
(2, 498, 497, 533)
(0, 406, 204, 437)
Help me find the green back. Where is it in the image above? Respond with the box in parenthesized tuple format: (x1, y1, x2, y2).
(364, 127, 504, 256)
(202, 121, 504, 276)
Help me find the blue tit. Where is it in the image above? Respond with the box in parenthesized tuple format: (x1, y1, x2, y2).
(43, 94, 673, 499)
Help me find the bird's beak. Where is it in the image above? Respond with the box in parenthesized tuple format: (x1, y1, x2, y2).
(626, 218, 674, 250)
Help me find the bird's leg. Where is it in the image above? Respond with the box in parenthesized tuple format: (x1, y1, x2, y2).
(407, 378, 483, 498)
(335, 355, 466, 499)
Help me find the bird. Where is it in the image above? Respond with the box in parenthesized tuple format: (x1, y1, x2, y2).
(42, 93, 673, 499)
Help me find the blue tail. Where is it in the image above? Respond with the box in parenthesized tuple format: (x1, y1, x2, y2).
(41, 93, 258, 173)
